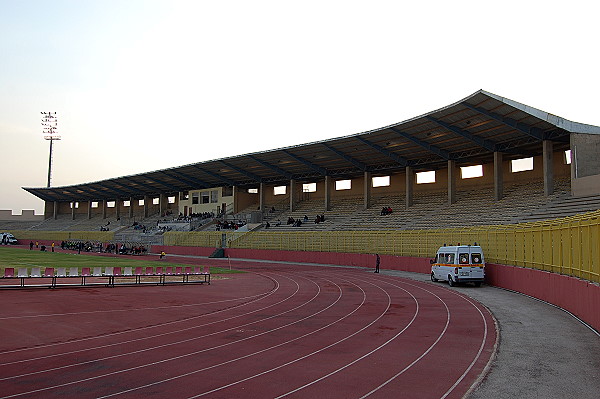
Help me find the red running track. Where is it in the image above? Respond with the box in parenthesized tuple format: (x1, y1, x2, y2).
(0, 260, 496, 399)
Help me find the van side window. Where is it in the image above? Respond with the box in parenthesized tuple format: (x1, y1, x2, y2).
(472, 253, 482, 264)
(446, 253, 455, 263)
(459, 253, 469, 264)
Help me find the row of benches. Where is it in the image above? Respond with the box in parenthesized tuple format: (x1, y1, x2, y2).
(0, 265, 211, 289)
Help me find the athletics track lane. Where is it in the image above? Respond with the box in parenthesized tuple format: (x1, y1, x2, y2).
(0, 261, 496, 399)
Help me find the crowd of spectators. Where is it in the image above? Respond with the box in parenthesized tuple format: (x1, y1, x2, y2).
(132, 221, 148, 232)
(183, 212, 214, 221)
(61, 240, 101, 252)
(380, 207, 393, 216)
(57, 240, 148, 255)
(215, 220, 246, 230)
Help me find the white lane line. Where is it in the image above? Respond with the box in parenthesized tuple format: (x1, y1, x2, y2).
(0, 273, 298, 378)
(0, 273, 325, 398)
(192, 277, 403, 399)
(439, 292, 491, 399)
(97, 276, 359, 399)
(0, 277, 276, 321)
(0, 274, 279, 356)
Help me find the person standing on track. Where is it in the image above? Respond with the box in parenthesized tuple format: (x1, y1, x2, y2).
(375, 253, 380, 273)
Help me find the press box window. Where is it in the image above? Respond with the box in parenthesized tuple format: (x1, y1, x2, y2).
(201, 192, 210, 204)
(274, 186, 286, 195)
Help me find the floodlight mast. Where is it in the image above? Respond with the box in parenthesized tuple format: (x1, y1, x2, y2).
(41, 112, 60, 188)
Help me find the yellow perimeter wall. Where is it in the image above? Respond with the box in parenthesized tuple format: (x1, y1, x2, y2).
(9, 209, 600, 284)
(164, 210, 600, 283)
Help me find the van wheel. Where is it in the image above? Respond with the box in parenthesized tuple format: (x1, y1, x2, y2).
(448, 276, 455, 287)
(431, 272, 438, 282)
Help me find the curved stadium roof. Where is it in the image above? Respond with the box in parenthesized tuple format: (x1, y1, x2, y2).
(24, 90, 600, 203)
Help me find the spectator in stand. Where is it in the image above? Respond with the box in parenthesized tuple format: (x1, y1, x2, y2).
(380, 207, 393, 216)
(265, 221, 270, 229)
(314, 216, 320, 224)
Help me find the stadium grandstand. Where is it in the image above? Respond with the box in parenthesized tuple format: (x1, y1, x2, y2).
(3, 89, 600, 330)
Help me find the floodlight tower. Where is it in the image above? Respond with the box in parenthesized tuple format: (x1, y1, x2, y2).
(41, 112, 60, 187)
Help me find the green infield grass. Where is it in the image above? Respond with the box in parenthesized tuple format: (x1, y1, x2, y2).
(0, 247, 241, 275)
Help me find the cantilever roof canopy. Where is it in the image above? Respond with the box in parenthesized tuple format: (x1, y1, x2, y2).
(24, 90, 600, 203)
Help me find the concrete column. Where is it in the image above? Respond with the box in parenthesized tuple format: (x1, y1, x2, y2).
(143, 196, 149, 218)
(494, 152, 504, 201)
(232, 186, 237, 214)
(363, 171, 372, 210)
(71, 202, 75, 220)
(159, 194, 165, 216)
(115, 199, 121, 220)
(53, 201, 58, 220)
(129, 197, 133, 218)
(324, 176, 332, 211)
(448, 160, 456, 205)
(405, 166, 413, 209)
(289, 179, 296, 212)
(102, 200, 107, 219)
(543, 140, 554, 196)
(87, 201, 92, 219)
(259, 182, 265, 211)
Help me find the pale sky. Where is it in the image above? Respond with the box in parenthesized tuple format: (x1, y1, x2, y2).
(1, 0, 599, 214)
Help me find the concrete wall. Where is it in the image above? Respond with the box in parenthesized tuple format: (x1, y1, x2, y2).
(572, 174, 600, 197)
(571, 132, 600, 178)
(178, 188, 232, 215)
(0, 210, 44, 221)
(0, 209, 44, 222)
(148, 245, 599, 332)
(40, 149, 573, 218)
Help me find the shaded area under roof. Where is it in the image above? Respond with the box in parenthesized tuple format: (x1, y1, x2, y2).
(24, 90, 598, 203)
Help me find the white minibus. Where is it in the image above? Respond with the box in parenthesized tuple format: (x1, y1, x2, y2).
(430, 244, 485, 287)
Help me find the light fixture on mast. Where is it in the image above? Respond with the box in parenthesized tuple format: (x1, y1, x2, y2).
(41, 111, 61, 188)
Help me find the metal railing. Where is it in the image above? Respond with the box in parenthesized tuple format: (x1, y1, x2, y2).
(8, 209, 600, 283)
